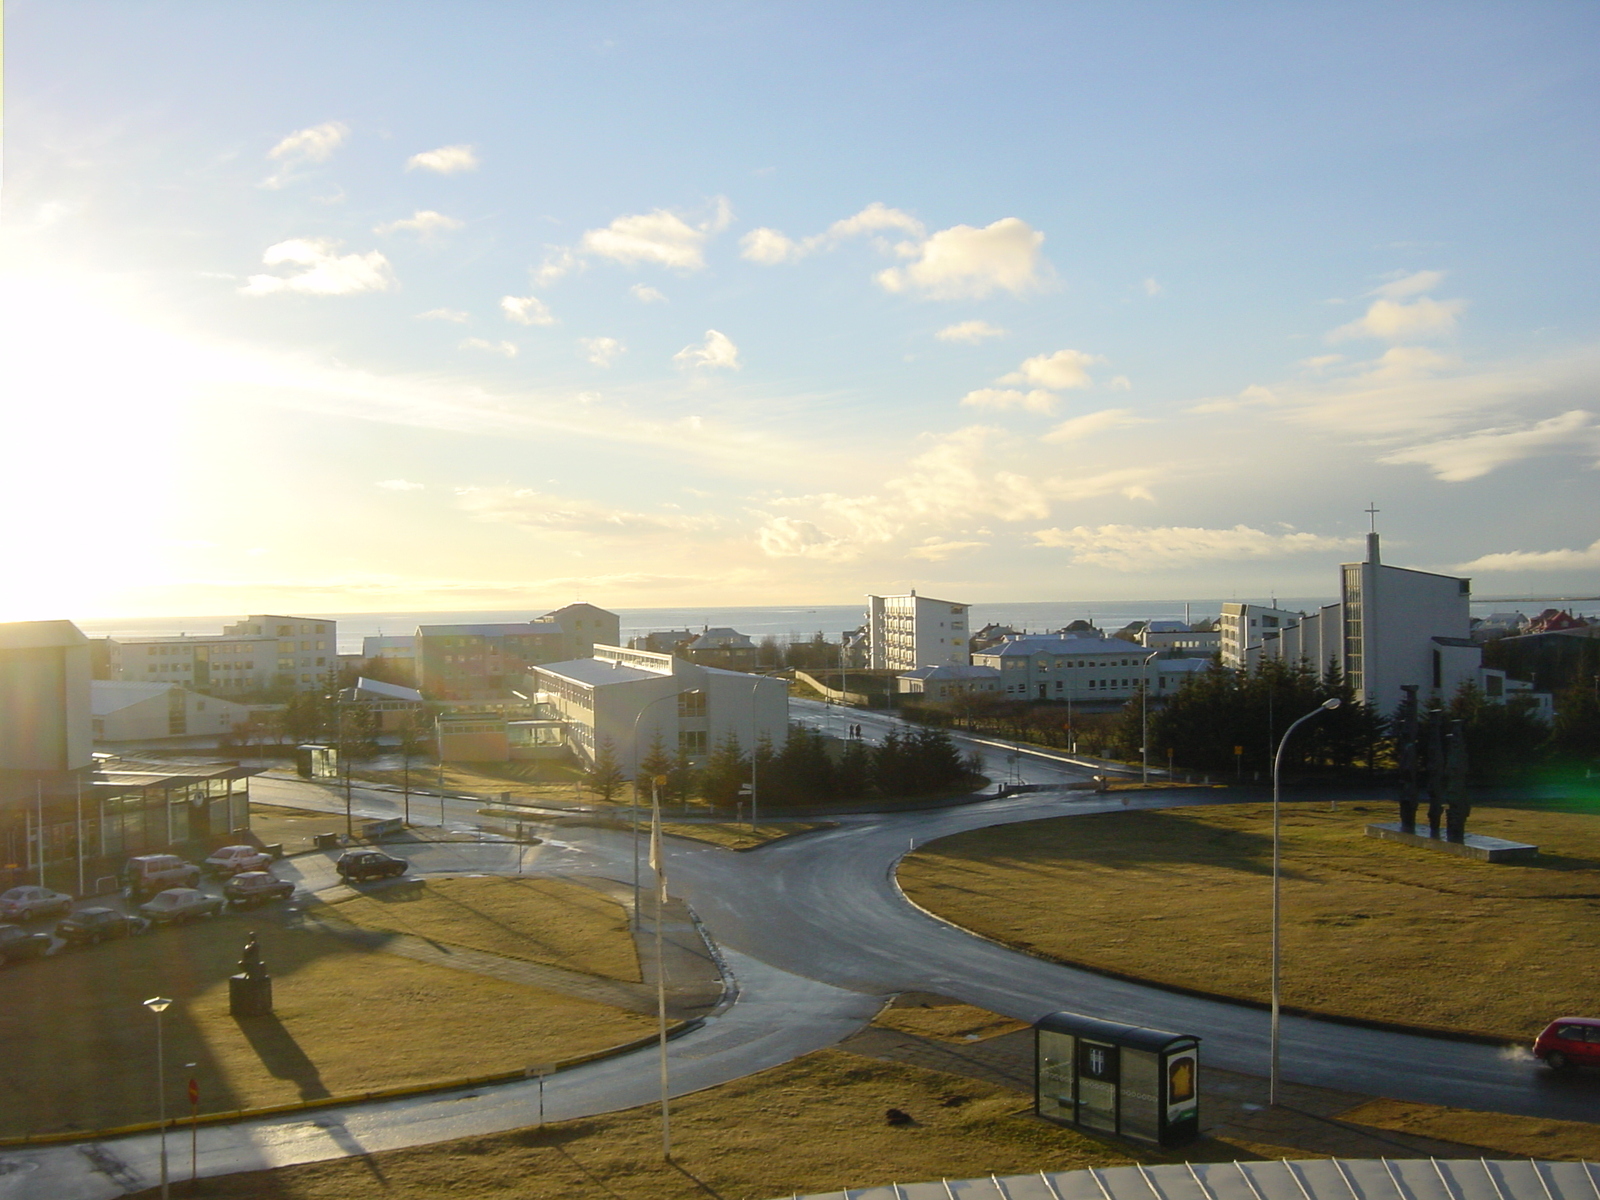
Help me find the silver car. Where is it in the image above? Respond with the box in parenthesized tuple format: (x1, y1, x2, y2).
(0, 886, 73, 922)
(138, 888, 224, 925)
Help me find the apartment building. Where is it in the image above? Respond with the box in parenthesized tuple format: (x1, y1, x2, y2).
(106, 614, 337, 696)
(1219, 603, 1303, 669)
(415, 604, 622, 699)
(971, 634, 1208, 703)
(866, 592, 970, 671)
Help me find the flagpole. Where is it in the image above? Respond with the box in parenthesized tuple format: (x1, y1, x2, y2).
(649, 777, 670, 1159)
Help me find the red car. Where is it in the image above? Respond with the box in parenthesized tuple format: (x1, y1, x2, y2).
(1532, 1017, 1600, 1070)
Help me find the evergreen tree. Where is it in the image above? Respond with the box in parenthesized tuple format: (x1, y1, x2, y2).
(583, 738, 628, 802)
(700, 730, 748, 809)
(1545, 680, 1600, 764)
(836, 737, 872, 798)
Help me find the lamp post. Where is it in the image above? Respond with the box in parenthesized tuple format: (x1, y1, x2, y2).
(143, 996, 173, 1200)
(1269, 697, 1341, 1107)
(1140, 651, 1160, 786)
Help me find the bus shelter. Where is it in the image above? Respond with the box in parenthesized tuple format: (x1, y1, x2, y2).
(1035, 1011, 1199, 1146)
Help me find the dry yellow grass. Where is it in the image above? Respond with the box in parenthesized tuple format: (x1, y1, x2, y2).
(899, 803, 1600, 1040)
(1340, 1097, 1600, 1158)
(656, 821, 833, 850)
(126, 1048, 1143, 1200)
(324, 876, 640, 982)
(875, 995, 1030, 1043)
(0, 917, 654, 1137)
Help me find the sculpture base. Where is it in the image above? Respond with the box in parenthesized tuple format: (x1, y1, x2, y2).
(229, 972, 274, 1017)
(1365, 822, 1538, 863)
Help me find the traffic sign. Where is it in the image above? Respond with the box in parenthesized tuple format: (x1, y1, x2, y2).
(187, 1078, 199, 1106)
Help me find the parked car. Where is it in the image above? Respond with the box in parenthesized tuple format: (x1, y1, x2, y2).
(0, 923, 53, 966)
(1533, 1017, 1600, 1070)
(223, 872, 295, 907)
(204, 845, 272, 876)
(335, 850, 409, 883)
(0, 886, 73, 922)
(123, 854, 201, 899)
(56, 907, 149, 946)
(138, 888, 224, 925)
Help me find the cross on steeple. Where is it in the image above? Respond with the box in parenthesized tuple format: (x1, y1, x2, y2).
(1365, 502, 1381, 533)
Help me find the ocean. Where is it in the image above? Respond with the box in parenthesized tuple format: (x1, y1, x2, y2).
(72, 595, 1596, 656)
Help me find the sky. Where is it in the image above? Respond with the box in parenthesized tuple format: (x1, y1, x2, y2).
(3, 1, 1598, 622)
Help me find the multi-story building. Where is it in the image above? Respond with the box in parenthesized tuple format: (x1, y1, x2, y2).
(91, 681, 257, 744)
(106, 614, 337, 697)
(896, 663, 1003, 701)
(684, 627, 759, 671)
(1219, 603, 1303, 669)
(971, 635, 1208, 703)
(415, 604, 622, 700)
(527, 644, 788, 772)
(1130, 620, 1221, 657)
(866, 592, 969, 671)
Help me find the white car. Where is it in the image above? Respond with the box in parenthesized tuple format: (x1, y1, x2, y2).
(138, 888, 224, 925)
(204, 845, 272, 876)
(0, 886, 73, 922)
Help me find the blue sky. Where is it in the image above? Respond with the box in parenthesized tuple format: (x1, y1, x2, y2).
(3, 2, 1598, 620)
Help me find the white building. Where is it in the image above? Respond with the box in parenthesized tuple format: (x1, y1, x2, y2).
(896, 663, 1003, 701)
(1132, 620, 1220, 656)
(91, 681, 256, 744)
(1219, 603, 1303, 669)
(222, 615, 339, 690)
(526, 645, 788, 772)
(971, 635, 1209, 703)
(107, 613, 337, 696)
(866, 592, 969, 671)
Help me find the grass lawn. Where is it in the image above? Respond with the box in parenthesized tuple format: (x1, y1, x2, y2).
(1341, 1097, 1600, 1158)
(127, 1047, 1143, 1200)
(655, 821, 834, 850)
(899, 802, 1600, 1040)
(322, 876, 640, 981)
(0, 880, 655, 1137)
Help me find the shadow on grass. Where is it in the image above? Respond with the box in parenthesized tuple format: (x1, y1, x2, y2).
(233, 1014, 330, 1101)
(916, 808, 1288, 880)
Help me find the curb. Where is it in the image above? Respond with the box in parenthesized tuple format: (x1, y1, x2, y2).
(0, 1021, 702, 1148)
(889, 847, 1524, 1052)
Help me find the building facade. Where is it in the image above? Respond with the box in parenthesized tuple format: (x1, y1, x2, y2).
(896, 663, 1003, 701)
(91, 681, 257, 744)
(1219, 603, 1303, 669)
(971, 635, 1208, 703)
(105, 613, 337, 697)
(527, 644, 788, 772)
(866, 592, 970, 671)
(415, 604, 621, 699)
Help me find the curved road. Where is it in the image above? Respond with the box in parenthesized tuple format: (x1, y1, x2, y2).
(5, 706, 1594, 1196)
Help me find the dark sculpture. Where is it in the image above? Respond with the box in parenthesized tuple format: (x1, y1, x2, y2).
(1395, 686, 1421, 834)
(1442, 720, 1471, 843)
(1394, 695, 1472, 844)
(229, 931, 273, 1017)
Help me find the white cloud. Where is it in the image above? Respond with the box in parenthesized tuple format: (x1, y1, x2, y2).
(674, 329, 740, 371)
(741, 203, 926, 266)
(1360, 345, 1452, 382)
(533, 249, 578, 288)
(960, 388, 1057, 414)
(416, 308, 469, 323)
(460, 338, 518, 358)
(1373, 269, 1446, 299)
(1299, 354, 1345, 372)
(1458, 539, 1600, 573)
(580, 336, 626, 368)
(374, 210, 463, 238)
(578, 198, 731, 272)
(876, 217, 1047, 300)
(501, 295, 555, 326)
(458, 487, 712, 537)
(239, 238, 395, 296)
(740, 228, 804, 265)
(1186, 384, 1278, 415)
(1330, 295, 1465, 342)
(1108, 375, 1132, 391)
(1000, 349, 1103, 391)
(406, 144, 479, 174)
(936, 320, 1008, 344)
(1043, 408, 1146, 443)
(262, 121, 348, 187)
(375, 479, 425, 491)
(1378, 409, 1600, 481)
(1143, 278, 1164, 297)
(757, 516, 855, 561)
(1031, 524, 1358, 569)
(630, 283, 667, 304)
(908, 537, 986, 562)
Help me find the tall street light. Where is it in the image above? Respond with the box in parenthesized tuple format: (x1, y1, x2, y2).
(1270, 696, 1341, 1107)
(1140, 651, 1160, 786)
(143, 996, 174, 1200)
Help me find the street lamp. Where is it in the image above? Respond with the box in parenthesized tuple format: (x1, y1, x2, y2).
(1269, 696, 1341, 1107)
(1140, 651, 1160, 786)
(143, 996, 173, 1200)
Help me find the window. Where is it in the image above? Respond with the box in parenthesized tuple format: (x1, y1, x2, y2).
(678, 730, 708, 754)
(677, 691, 706, 718)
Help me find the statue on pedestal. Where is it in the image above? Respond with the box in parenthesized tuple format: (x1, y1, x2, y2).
(1425, 709, 1447, 839)
(1443, 720, 1471, 843)
(229, 931, 274, 1017)
(1395, 686, 1421, 834)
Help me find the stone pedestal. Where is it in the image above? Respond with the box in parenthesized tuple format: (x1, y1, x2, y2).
(1365, 822, 1538, 863)
(229, 972, 273, 1017)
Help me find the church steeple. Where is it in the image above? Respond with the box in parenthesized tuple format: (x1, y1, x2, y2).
(1365, 502, 1381, 565)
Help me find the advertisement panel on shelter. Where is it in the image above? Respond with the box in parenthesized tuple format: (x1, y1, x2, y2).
(1164, 1049, 1197, 1124)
